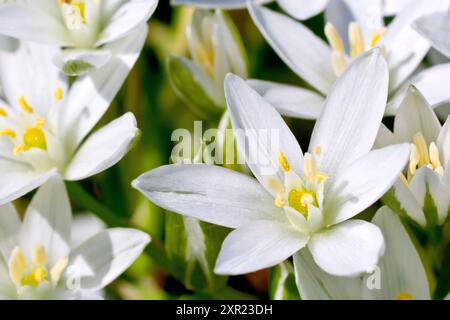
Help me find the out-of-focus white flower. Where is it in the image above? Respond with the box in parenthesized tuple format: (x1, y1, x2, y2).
(414, 9, 450, 59)
(0, 176, 150, 300)
(376, 86, 450, 228)
(133, 50, 410, 277)
(0, 31, 145, 205)
(0, 0, 157, 75)
(246, 0, 450, 119)
(294, 206, 430, 300)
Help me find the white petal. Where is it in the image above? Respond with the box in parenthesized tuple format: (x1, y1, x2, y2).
(0, 159, 56, 206)
(383, 0, 412, 16)
(0, 36, 67, 116)
(324, 143, 410, 225)
(394, 86, 441, 144)
(363, 206, 430, 300)
(59, 24, 147, 153)
(224, 74, 303, 189)
(374, 123, 396, 149)
(411, 63, 450, 107)
(67, 228, 150, 291)
(308, 220, 385, 277)
(215, 221, 309, 275)
(19, 175, 71, 265)
(393, 178, 426, 227)
(64, 113, 139, 181)
(309, 49, 389, 175)
(0, 203, 20, 261)
(171, 0, 273, 9)
(96, 0, 157, 46)
(413, 10, 450, 58)
(293, 249, 363, 300)
(438, 116, 450, 165)
(71, 214, 106, 249)
(0, 3, 71, 45)
(277, 0, 328, 20)
(248, 3, 335, 94)
(132, 164, 285, 229)
(247, 79, 325, 119)
(53, 49, 112, 76)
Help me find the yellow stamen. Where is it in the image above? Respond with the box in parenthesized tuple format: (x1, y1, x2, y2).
(316, 172, 328, 182)
(370, 28, 387, 48)
(303, 153, 317, 182)
(23, 127, 47, 151)
(32, 246, 48, 267)
(429, 142, 442, 170)
(409, 144, 419, 175)
(324, 23, 345, 53)
(278, 151, 291, 172)
(349, 22, 365, 57)
(0, 107, 8, 117)
(13, 144, 29, 156)
(331, 51, 348, 76)
(9, 247, 26, 285)
(34, 267, 47, 283)
(18, 96, 33, 114)
(50, 257, 68, 285)
(314, 146, 322, 155)
(71, 1, 86, 24)
(394, 292, 414, 300)
(274, 196, 285, 208)
(0, 128, 16, 138)
(412, 132, 429, 166)
(54, 87, 63, 101)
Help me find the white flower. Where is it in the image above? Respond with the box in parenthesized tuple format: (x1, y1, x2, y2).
(0, 0, 157, 75)
(413, 9, 450, 59)
(0, 176, 150, 300)
(294, 206, 431, 300)
(0, 31, 145, 206)
(246, 0, 450, 120)
(133, 50, 410, 277)
(376, 86, 450, 228)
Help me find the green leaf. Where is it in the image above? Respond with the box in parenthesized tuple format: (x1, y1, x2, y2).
(269, 261, 300, 300)
(165, 211, 229, 292)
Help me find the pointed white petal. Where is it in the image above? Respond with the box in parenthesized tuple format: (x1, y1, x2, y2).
(438, 116, 450, 165)
(413, 10, 450, 58)
(171, 0, 273, 9)
(248, 3, 335, 94)
(67, 228, 150, 290)
(308, 219, 385, 277)
(293, 249, 363, 300)
(393, 178, 426, 227)
(64, 113, 139, 181)
(20, 176, 71, 265)
(374, 123, 396, 149)
(383, 0, 412, 16)
(71, 214, 106, 249)
(215, 221, 309, 275)
(309, 49, 389, 175)
(132, 164, 285, 229)
(364, 207, 430, 300)
(247, 79, 325, 119)
(277, 0, 328, 20)
(325, 143, 410, 225)
(0, 203, 20, 261)
(224, 74, 303, 188)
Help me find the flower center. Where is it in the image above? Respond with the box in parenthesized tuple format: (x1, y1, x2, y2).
(324, 22, 387, 76)
(60, 0, 87, 30)
(403, 132, 444, 183)
(394, 292, 414, 300)
(8, 246, 68, 291)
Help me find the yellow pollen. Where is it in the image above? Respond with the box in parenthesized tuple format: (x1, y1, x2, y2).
(278, 151, 291, 172)
(13, 144, 29, 156)
(0, 107, 8, 117)
(324, 23, 345, 53)
(8, 247, 26, 285)
(348, 22, 365, 57)
(54, 87, 64, 101)
(412, 132, 430, 166)
(331, 51, 348, 77)
(23, 126, 47, 151)
(18, 96, 33, 114)
(21, 267, 47, 287)
(50, 257, 69, 285)
(314, 146, 322, 155)
(394, 292, 414, 300)
(0, 128, 16, 138)
(274, 196, 285, 208)
(32, 246, 48, 267)
(370, 28, 387, 48)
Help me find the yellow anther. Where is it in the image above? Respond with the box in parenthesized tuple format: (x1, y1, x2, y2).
(0, 107, 8, 117)
(316, 172, 328, 182)
(278, 151, 291, 172)
(32, 246, 48, 267)
(274, 196, 286, 208)
(54, 87, 63, 101)
(324, 23, 345, 53)
(412, 132, 430, 166)
(303, 153, 317, 182)
(370, 28, 387, 48)
(34, 267, 47, 283)
(429, 142, 442, 170)
(23, 127, 47, 151)
(9, 247, 26, 285)
(265, 177, 285, 196)
(50, 257, 68, 285)
(18, 96, 33, 114)
(395, 292, 414, 300)
(409, 144, 419, 175)
(13, 144, 29, 156)
(314, 146, 322, 155)
(348, 22, 365, 57)
(331, 51, 348, 76)
(0, 128, 16, 138)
